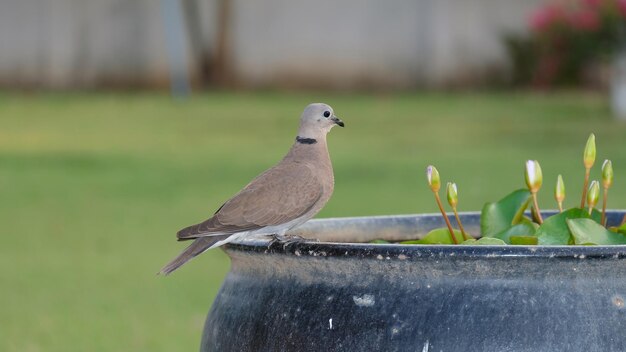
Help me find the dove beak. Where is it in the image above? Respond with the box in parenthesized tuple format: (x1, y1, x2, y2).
(332, 115, 345, 127)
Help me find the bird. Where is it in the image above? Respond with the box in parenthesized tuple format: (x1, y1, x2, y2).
(159, 103, 344, 275)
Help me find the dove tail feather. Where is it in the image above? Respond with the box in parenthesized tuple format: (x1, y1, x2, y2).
(159, 235, 230, 275)
(177, 222, 209, 240)
(176, 217, 225, 240)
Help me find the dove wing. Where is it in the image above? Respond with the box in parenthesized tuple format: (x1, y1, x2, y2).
(177, 161, 323, 240)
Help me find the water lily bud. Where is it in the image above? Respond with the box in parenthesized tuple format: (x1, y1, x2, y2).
(602, 159, 613, 189)
(525, 160, 543, 193)
(583, 133, 596, 169)
(587, 180, 600, 209)
(426, 165, 441, 192)
(555, 174, 565, 203)
(446, 182, 458, 208)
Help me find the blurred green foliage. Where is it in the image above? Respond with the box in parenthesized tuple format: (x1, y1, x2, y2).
(1, 91, 626, 351)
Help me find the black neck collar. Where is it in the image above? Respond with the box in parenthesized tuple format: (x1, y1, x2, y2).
(296, 136, 317, 144)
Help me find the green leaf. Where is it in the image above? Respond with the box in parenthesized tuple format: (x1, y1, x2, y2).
(401, 228, 464, 244)
(609, 223, 626, 235)
(492, 221, 538, 244)
(481, 189, 532, 236)
(567, 218, 626, 245)
(589, 208, 602, 223)
(370, 239, 390, 244)
(461, 237, 507, 245)
(510, 236, 538, 245)
(536, 208, 600, 245)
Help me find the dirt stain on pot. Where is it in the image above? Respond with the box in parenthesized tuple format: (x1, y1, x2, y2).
(612, 295, 625, 309)
(353, 294, 375, 307)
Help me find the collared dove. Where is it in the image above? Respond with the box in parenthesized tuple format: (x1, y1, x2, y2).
(160, 103, 344, 274)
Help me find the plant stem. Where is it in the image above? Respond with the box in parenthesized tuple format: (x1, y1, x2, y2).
(558, 201, 563, 213)
(602, 187, 608, 226)
(532, 192, 544, 224)
(580, 168, 590, 208)
(621, 214, 626, 226)
(452, 207, 471, 241)
(434, 192, 459, 244)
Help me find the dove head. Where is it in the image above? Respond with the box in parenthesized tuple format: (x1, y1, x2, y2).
(297, 103, 344, 139)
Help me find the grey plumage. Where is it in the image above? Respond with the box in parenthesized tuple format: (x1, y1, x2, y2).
(159, 103, 344, 275)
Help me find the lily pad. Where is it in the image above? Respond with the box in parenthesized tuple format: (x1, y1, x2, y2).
(401, 228, 464, 245)
(510, 236, 539, 245)
(461, 237, 507, 245)
(589, 208, 602, 223)
(567, 218, 626, 245)
(481, 189, 531, 236)
(536, 208, 602, 245)
(492, 220, 538, 244)
(610, 223, 626, 235)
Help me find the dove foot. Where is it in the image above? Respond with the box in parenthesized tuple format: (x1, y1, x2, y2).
(268, 234, 307, 250)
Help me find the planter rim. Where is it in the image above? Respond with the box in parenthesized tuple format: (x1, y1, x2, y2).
(226, 210, 626, 260)
(207, 210, 626, 352)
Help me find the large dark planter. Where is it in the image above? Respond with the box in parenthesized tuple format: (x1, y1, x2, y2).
(201, 211, 626, 352)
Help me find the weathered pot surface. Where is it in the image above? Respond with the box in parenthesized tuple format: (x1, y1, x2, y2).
(201, 211, 626, 352)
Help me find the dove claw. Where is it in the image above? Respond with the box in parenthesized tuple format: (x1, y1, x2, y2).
(268, 234, 306, 250)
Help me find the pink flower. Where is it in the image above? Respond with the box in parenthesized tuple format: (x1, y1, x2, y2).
(529, 4, 566, 32)
(568, 8, 600, 31)
(583, 0, 603, 9)
(618, 0, 626, 17)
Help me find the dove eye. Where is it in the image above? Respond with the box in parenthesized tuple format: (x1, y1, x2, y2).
(323, 111, 331, 118)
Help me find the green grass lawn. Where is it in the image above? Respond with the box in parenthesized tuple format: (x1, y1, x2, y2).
(2, 90, 626, 351)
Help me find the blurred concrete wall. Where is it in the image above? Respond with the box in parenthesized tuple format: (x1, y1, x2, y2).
(231, 0, 545, 89)
(0, 0, 543, 89)
(0, 0, 215, 89)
